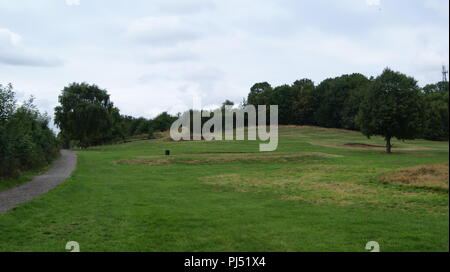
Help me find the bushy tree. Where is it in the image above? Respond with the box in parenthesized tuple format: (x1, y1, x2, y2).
(0, 83, 15, 122)
(357, 68, 424, 153)
(270, 85, 295, 125)
(242, 70, 446, 147)
(339, 74, 371, 130)
(291, 79, 315, 125)
(247, 82, 273, 106)
(151, 112, 177, 132)
(314, 74, 370, 129)
(133, 117, 150, 135)
(110, 107, 126, 141)
(421, 85, 449, 140)
(221, 100, 234, 108)
(422, 81, 449, 94)
(0, 84, 58, 179)
(54, 82, 122, 148)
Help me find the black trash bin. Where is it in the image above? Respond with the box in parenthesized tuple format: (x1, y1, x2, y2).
(165, 150, 170, 156)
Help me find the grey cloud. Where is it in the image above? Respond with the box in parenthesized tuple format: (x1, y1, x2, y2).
(0, 0, 448, 121)
(127, 16, 204, 46)
(183, 67, 223, 82)
(139, 65, 223, 84)
(0, 28, 63, 67)
(0, 52, 63, 67)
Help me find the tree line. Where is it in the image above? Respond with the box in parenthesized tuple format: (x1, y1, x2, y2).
(2, 66, 447, 178)
(246, 68, 448, 152)
(53, 68, 448, 153)
(54, 83, 177, 148)
(0, 84, 59, 179)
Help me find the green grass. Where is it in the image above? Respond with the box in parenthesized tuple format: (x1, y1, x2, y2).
(0, 126, 448, 252)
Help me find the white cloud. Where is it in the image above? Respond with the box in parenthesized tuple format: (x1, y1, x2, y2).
(0, 28, 22, 47)
(0, 0, 448, 120)
(65, 0, 80, 6)
(0, 53, 63, 67)
(127, 16, 205, 46)
(139, 47, 199, 64)
(0, 28, 63, 67)
(366, 0, 380, 6)
(154, 0, 215, 14)
(424, 0, 449, 17)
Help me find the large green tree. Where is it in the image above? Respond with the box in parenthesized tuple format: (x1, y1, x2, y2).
(357, 68, 424, 153)
(271, 84, 295, 125)
(313, 73, 370, 129)
(291, 79, 315, 125)
(54, 83, 121, 148)
(151, 112, 177, 132)
(421, 83, 449, 140)
(247, 82, 273, 106)
(339, 74, 372, 130)
(422, 81, 449, 94)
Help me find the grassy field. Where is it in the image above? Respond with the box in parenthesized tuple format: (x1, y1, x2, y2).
(0, 126, 448, 252)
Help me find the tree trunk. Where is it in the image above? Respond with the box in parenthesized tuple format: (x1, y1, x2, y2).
(386, 136, 392, 154)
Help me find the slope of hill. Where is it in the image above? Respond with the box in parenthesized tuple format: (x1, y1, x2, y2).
(0, 126, 448, 251)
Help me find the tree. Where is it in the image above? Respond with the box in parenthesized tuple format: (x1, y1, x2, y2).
(151, 112, 177, 132)
(339, 74, 371, 130)
(313, 78, 339, 127)
(133, 117, 150, 135)
(110, 107, 126, 141)
(421, 85, 449, 140)
(422, 81, 449, 94)
(222, 100, 234, 107)
(270, 85, 294, 125)
(0, 83, 15, 122)
(291, 79, 315, 125)
(313, 74, 370, 129)
(357, 68, 424, 153)
(1, 84, 58, 178)
(247, 82, 273, 106)
(54, 82, 121, 148)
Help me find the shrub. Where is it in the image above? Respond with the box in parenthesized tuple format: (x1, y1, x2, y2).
(0, 84, 59, 179)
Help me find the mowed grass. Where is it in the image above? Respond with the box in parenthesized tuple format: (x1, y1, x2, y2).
(0, 126, 448, 252)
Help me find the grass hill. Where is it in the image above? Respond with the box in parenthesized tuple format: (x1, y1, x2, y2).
(0, 126, 448, 251)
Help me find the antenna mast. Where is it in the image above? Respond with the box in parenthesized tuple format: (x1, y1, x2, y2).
(442, 65, 448, 82)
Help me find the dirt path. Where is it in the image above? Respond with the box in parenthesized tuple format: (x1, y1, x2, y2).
(0, 150, 77, 214)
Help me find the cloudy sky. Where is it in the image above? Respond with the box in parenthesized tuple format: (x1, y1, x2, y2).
(0, 0, 448, 125)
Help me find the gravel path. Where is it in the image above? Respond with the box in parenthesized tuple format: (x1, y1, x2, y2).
(0, 150, 77, 214)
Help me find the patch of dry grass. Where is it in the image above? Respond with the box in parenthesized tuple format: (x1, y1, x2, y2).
(200, 164, 447, 212)
(379, 163, 449, 190)
(201, 167, 377, 206)
(115, 152, 340, 166)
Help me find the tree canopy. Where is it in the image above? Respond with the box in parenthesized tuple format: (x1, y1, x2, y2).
(54, 83, 120, 148)
(245, 68, 447, 153)
(357, 68, 424, 153)
(51, 68, 448, 152)
(1, 84, 58, 178)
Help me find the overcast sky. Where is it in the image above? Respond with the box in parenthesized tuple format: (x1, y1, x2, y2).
(0, 0, 448, 124)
